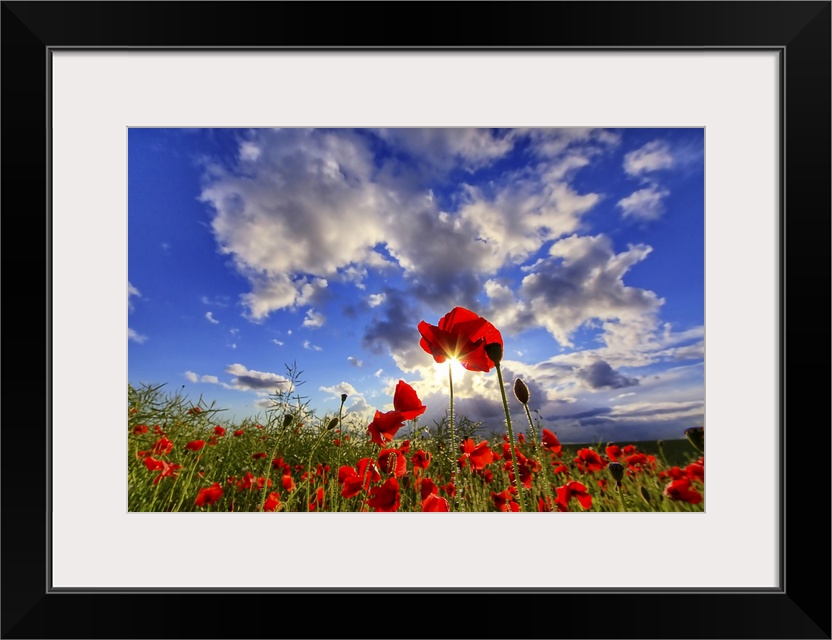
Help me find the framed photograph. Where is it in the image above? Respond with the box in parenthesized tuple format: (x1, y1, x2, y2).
(3, 2, 829, 638)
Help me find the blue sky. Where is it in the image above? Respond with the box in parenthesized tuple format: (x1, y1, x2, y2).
(128, 128, 704, 443)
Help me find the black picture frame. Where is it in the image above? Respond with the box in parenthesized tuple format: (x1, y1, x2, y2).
(2, 2, 829, 638)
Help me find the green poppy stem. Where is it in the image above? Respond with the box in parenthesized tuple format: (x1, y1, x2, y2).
(495, 363, 526, 512)
(448, 362, 461, 511)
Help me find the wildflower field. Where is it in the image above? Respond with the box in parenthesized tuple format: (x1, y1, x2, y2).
(129, 306, 705, 513)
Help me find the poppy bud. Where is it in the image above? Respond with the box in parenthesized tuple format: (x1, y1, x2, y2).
(484, 342, 503, 365)
(640, 485, 651, 505)
(513, 378, 530, 405)
(684, 426, 704, 452)
(283, 414, 294, 427)
(326, 417, 338, 431)
(340, 393, 348, 404)
(607, 461, 625, 484)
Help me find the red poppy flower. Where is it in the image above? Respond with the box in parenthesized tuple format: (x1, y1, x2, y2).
(555, 481, 593, 511)
(281, 474, 295, 493)
(538, 496, 555, 512)
(418, 306, 503, 372)
(538, 429, 561, 455)
(622, 444, 637, 455)
(399, 439, 412, 454)
(441, 482, 457, 497)
(392, 380, 427, 420)
(233, 429, 244, 437)
(185, 439, 205, 451)
(492, 489, 520, 512)
(659, 466, 687, 482)
(213, 426, 226, 436)
(151, 437, 174, 455)
(367, 410, 406, 446)
(195, 482, 223, 507)
(418, 477, 439, 501)
(422, 493, 449, 512)
(411, 450, 431, 470)
(251, 452, 267, 460)
(461, 438, 494, 470)
(309, 487, 325, 511)
(685, 461, 705, 481)
(338, 458, 381, 498)
(664, 478, 703, 504)
(367, 477, 401, 512)
(605, 443, 622, 461)
(263, 492, 280, 512)
(378, 448, 407, 477)
(132, 424, 149, 435)
(574, 448, 606, 473)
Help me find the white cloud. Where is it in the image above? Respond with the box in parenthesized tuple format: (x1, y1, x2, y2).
(367, 293, 386, 307)
(199, 128, 611, 321)
(185, 371, 220, 384)
(624, 140, 674, 176)
(617, 184, 670, 221)
(374, 368, 384, 378)
(347, 356, 363, 367)
(239, 141, 261, 162)
(303, 340, 322, 352)
(128, 328, 147, 344)
(272, 339, 284, 347)
(128, 282, 141, 311)
(486, 234, 663, 348)
(205, 311, 220, 325)
(224, 363, 292, 392)
(302, 309, 325, 328)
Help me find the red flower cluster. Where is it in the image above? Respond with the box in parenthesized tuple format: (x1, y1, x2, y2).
(418, 306, 503, 372)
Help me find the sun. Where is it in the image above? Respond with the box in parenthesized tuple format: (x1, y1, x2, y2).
(434, 357, 467, 383)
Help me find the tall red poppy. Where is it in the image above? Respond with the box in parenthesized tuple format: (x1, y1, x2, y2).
(422, 493, 449, 512)
(418, 306, 503, 372)
(460, 438, 494, 470)
(555, 481, 593, 511)
(185, 439, 205, 451)
(367, 410, 406, 446)
(263, 492, 281, 512)
(377, 448, 408, 477)
(664, 478, 703, 504)
(541, 429, 563, 455)
(195, 482, 223, 507)
(367, 477, 401, 512)
(392, 380, 427, 420)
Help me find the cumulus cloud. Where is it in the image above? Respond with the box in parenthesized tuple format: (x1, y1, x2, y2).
(347, 356, 363, 368)
(575, 359, 639, 390)
(199, 128, 613, 320)
(302, 309, 326, 328)
(205, 311, 220, 325)
(617, 184, 670, 221)
(128, 328, 147, 344)
(367, 293, 386, 307)
(624, 140, 674, 176)
(486, 234, 663, 348)
(375, 128, 516, 172)
(224, 363, 291, 392)
(184, 371, 219, 384)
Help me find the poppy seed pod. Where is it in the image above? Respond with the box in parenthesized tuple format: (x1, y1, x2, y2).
(484, 342, 503, 365)
(283, 414, 294, 427)
(607, 461, 625, 484)
(513, 378, 530, 405)
(326, 417, 339, 431)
